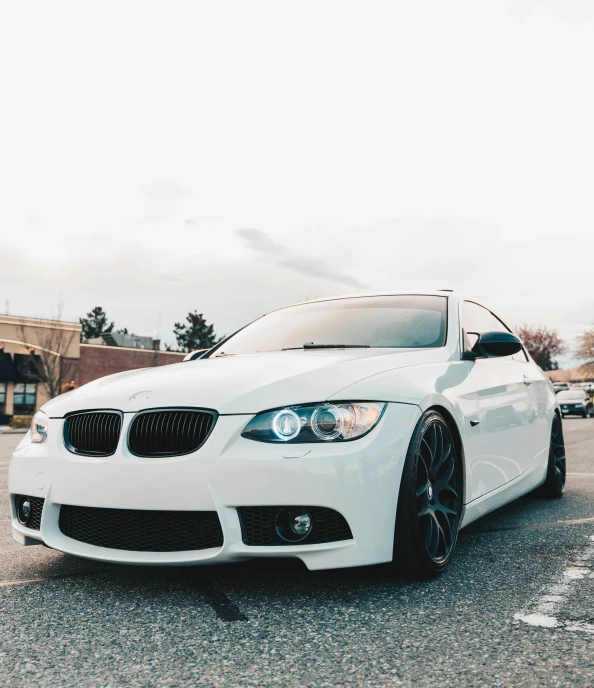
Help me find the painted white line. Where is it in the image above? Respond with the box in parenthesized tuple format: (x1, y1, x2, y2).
(0, 577, 56, 587)
(567, 473, 594, 478)
(514, 534, 594, 633)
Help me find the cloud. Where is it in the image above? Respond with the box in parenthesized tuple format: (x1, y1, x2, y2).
(184, 216, 222, 229)
(511, 0, 594, 23)
(0, 238, 353, 350)
(235, 228, 366, 289)
(142, 182, 189, 223)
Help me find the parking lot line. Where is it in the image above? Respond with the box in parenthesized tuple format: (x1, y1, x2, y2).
(514, 534, 594, 633)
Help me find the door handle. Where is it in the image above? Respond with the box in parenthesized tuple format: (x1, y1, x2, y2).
(523, 376, 533, 386)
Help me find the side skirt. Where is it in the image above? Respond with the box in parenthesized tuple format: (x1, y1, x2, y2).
(459, 461, 548, 529)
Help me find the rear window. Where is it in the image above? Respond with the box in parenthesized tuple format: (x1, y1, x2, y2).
(557, 391, 585, 400)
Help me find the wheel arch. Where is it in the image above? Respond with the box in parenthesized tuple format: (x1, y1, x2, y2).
(425, 403, 466, 505)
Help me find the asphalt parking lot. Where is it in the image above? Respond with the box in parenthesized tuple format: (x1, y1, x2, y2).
(1, 420, 593, 688)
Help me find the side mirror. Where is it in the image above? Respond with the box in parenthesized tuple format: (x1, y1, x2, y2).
(463, 331, 523, 360)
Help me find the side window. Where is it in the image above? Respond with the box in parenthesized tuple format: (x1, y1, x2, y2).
(461, 302, 528, 362)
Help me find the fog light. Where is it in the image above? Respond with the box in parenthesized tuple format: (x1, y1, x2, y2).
(17, 499, 32, 525)
(276, 508, 313, 542)
(290, 512, 312, 536)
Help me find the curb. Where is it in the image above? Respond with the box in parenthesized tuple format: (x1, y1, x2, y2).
(0, 428, 28, 435)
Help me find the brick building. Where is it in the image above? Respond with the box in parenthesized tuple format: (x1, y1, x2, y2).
(78, 343, 184, 387)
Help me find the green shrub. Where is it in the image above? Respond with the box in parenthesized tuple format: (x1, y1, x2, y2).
(8, 415, 32, 429)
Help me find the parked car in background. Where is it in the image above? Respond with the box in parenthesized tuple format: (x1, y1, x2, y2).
(553, 382, 570, 394)
(557, 389, 594, 418)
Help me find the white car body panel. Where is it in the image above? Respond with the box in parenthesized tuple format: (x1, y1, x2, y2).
(41, 347, 451, 417)
(9, 290, 558, 570)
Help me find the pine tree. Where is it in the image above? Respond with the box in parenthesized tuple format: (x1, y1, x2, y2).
(173, 311, 220, 352)
(79, 307, 115, 341)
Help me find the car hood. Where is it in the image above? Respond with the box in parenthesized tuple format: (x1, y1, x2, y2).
(43, 347, 451, 417)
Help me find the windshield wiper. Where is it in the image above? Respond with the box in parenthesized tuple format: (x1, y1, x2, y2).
(282, 343, 371, 351)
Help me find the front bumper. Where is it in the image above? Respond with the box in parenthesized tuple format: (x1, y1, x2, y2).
(560, 404, 587, 416)
(9, 403, 420, 570)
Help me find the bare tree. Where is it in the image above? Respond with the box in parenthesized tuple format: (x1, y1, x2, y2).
(576, 327, 594, 375)
(515, 325, 566, 370)
(17, 306, 79, 400)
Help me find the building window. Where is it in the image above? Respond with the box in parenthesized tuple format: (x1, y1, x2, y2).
(14, 382, 37, 413)
(0, 382, 6, 405)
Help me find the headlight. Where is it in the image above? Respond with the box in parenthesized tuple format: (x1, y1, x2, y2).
(30, 410, 49, 443)
(242, 402, 386, 443)
(575, 403, 583, 408)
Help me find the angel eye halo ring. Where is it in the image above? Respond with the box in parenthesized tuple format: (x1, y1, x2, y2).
(242, 402, 386, 443)
(311, 404, 344, 440)
(271, 408, 302, 441)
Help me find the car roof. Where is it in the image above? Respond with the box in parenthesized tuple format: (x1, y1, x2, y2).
(269, 290, 465, 309)
(265, 290, 504, 320)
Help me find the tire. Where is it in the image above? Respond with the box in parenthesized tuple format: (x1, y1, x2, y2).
(538, 414, 566, 498)
(392, 411, 462, 579)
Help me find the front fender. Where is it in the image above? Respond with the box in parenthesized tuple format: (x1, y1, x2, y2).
(330, 361, 476, 418)
(329, 361, 480, 501)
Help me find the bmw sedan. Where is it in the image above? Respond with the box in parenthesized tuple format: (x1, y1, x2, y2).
(9, 291, 565, 578)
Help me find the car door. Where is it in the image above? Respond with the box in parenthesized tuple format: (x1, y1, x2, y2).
(461, 301, 543, 501)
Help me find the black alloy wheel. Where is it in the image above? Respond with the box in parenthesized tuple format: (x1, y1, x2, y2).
(393, 411, 462, 578)
(538, 414, 566, 498)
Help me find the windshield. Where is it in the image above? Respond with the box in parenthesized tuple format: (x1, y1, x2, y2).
(557, 391, 585, 400)
(209, 295, 448, 356)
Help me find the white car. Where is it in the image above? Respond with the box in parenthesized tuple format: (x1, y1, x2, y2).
(9, 291, 565, 578)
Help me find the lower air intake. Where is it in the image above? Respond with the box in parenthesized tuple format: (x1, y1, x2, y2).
(14, 495, 45, 530)
(237, 506, 353, 546)
(59, 505, 224, 552)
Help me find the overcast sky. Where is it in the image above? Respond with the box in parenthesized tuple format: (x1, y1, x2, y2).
(1, 1, 593, 365)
